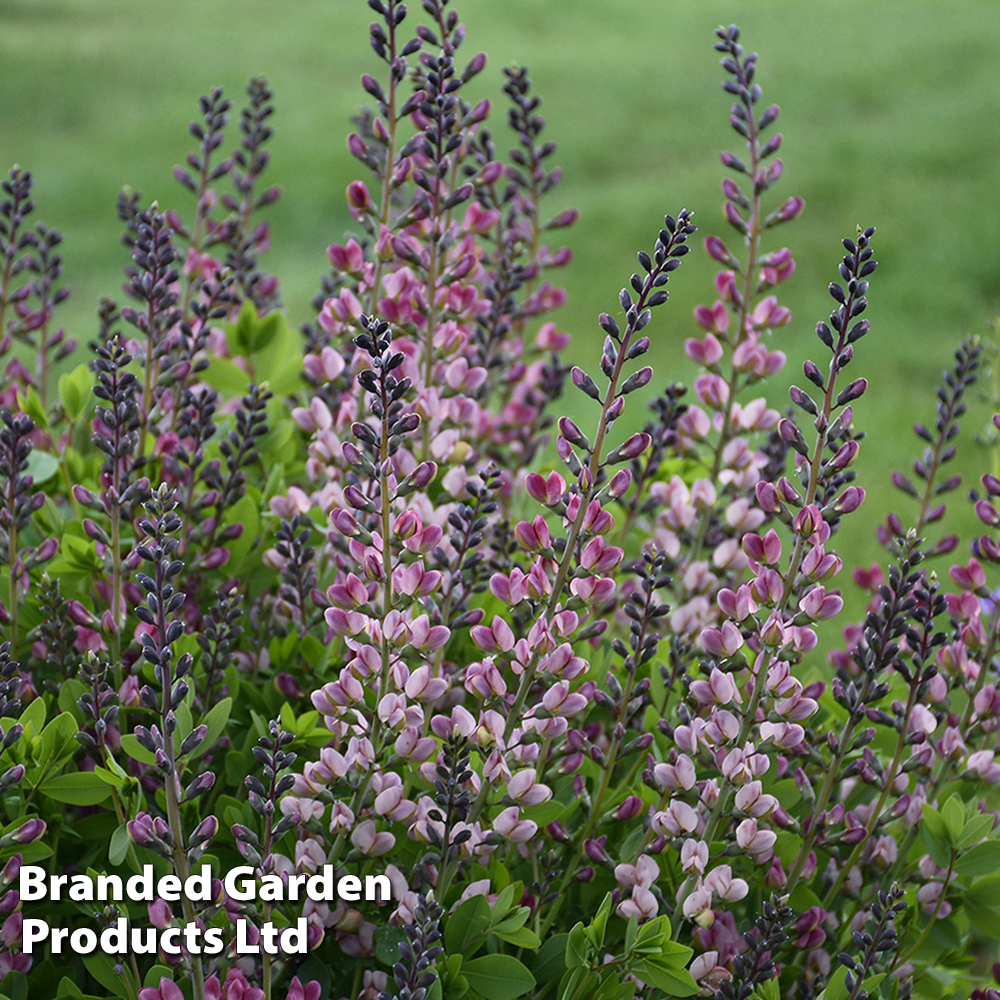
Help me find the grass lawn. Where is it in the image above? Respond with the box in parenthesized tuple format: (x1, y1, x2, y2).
(3, 0, 1000, 613)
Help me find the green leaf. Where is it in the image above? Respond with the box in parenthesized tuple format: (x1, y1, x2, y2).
(920, 805, 952, 868)
(57, 679, 86, 723)
(557, 967, 593, 1000)
(227, 299, 259, 356)
(19, 387, 48, 430)
(461, 955, 535, 1000)
(203, 356, 254, 397)
(193, 697, 233, 759)
(630, 959, 698, 997)
(523, 799, 564, 826)
(120, 734, 156, 766)
(941, 794, 964, 845)
(109, 824, 130, 867)
(18, 698, 47, 741)
(751, 978, 781, 1000)
(82, 951, 129, 998)
(493, 907, 530, 936)
(817, 966, 849, 1000)
(446, 954, 467, 997)
(964, 873, 1000, 934)
(374, 925, 407, 966)
(492, 882, 516, 921)
(37, 712, 78, 767)
(56, 976, 97, 1000)
(223, 495, 260, 568)
(593, 980, 635, 1000)
(565, 922, 590, 968)
(25, 450, 59, 486)
(494, 925, 540, 949)
(956, 813, 994, 850)
(529, 932, 567, 985)
(955, 839, 1000, 878)
(861, 974, 885, 994)
(587, 893, 612, 951)
(143, 965, 174, 988)
(93, 766, 124, 788)
(624, 915, 638, 956)
(445, 894, 491, 956)
(40, 770, 113, 806)
(59, 364, 95, 422)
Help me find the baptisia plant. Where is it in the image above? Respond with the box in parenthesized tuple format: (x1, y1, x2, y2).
(1, 5, 1000, 1000)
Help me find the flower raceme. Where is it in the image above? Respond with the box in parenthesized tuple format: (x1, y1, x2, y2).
(2, 9, 1000, 1000)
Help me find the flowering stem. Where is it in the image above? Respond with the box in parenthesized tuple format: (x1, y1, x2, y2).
(689, 52, 764, 567)
(816, 680, 918, 907)
(448, 220, 691, 903)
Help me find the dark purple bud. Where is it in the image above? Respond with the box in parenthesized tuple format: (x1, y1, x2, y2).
(571, 367, 601, 401)
(836, 378, 867, 405)
(614, 796, 644, 821)
(892, 472, 918, 498)
(619, 367, 652, 396)
(343, 485, 372, 510)
(192, 816, 219, 843)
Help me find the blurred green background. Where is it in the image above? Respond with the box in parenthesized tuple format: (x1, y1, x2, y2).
(3, 0, 1000, 594)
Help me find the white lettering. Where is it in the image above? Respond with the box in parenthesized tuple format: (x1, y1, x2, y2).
(19, 866, 48, 902)
(21, 919, 49, 954)
(338, 874, 361, 901)
(365, 874, 391, 902)
(224, 866, 256, 903)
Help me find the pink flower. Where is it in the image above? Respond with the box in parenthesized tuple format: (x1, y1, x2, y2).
(525, 470, 566, 506)
(139, 980, 184, 1000)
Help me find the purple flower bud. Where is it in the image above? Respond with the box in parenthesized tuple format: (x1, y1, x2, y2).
(755, 481, 781, 513)
(346, 181, 371, 211)
(546, 208, 579, 229)
(606, 396, 625, 421)
(409, 461, 437, 489)
(148, 898, 173, 929)
(704, 235, 733, 263)
(33, 538, 57, 563)
(558, 417, 587, 448)
(72, 485, 100, 509)
(10, 819, 45, 844)
(571, 366, 601, 401)
(776, 196, 804, 221)
(2, 857, 21, 885)
(203, 547, 229, 570)
(835, 487, 865, 514)
(976, 500, 999, 527)
(719, 151, 747, 173)
(614, 796, 644, 821)
(477, 161, 505, 185)
(275, 673, 303, 699)
(331, 509, 359, 536)
(628, 431, 653, 459)
(192, 816, 219, 843)
(343, 485, 371, 510)
(608, 470, 632, 498)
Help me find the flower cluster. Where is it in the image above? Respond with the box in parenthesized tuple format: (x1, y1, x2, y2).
(1, 8, 999, 1000)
